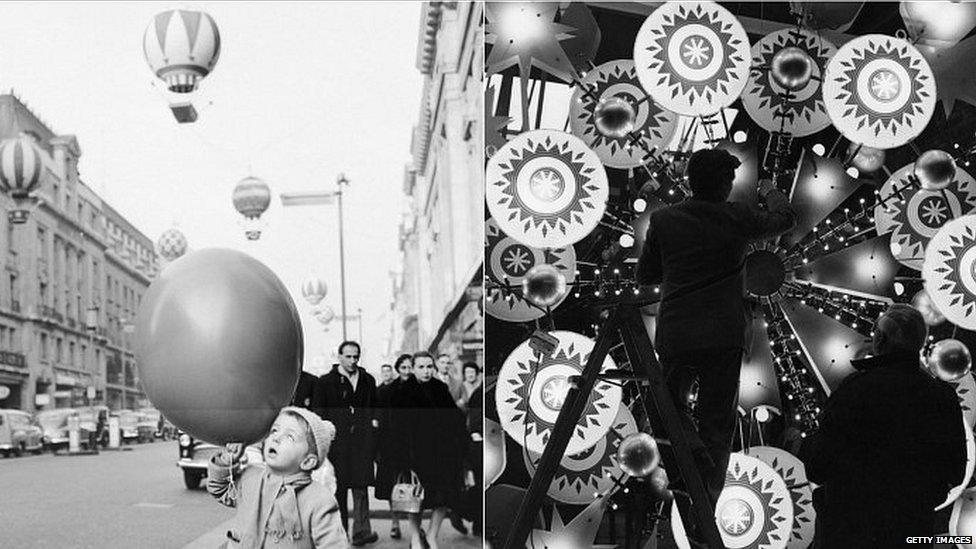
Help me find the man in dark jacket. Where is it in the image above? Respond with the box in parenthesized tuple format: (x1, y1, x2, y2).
(799, 304, 967, 548)
(636, 148, 796, 503)
(315, 340, 378, 546)
(291, 370, 318, 409)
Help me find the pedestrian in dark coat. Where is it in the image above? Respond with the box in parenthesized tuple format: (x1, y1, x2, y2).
(314, 340, 378, 546)
(799, 304, 967, 548)
(292, 370, 318, 409)
(390, 351, 468, 549)
(636, 148, 796, 505)
(375, 354, 413, 541)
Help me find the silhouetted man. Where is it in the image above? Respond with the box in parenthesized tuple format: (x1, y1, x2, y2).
(636, 148, 796, 503)
(800, 304, 967, 548)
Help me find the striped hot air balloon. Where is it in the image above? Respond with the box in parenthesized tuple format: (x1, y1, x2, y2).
(157, 228, 188, 261)
(143, 9, 221, 94)
(0, 135, 44, 200)
(301, 277, 328, 306)
(233, 177, 271, 240)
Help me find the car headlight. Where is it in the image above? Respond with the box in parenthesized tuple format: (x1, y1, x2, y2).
(179, 434, 191, 447)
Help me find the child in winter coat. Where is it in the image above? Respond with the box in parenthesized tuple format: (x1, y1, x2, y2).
(208, 406, 349, 548)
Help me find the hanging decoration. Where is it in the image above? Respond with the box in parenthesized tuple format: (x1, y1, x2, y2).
(522, 405, 637, 504)
(486, 130, 609, 249)
(157, 227, 189, 262)
(484, 86, 512, 160)
(822, 34, 936, 150)
(952, 373, 976, 430)
(925, 34, 976, 116)
(232, 176, 271, 241)
(530, 497, 614, 549)
(0, 134, 44, 224)
(846, 143, 886, 174)
(900, 2, 976, 52)
(672, 453, 794, 549)
(741, 29, 836, 137)
(874, 161, 976, 270)
(633, 1, 751, 117)
(496, 330, 622, 455)
(569, 60, 679, 169)
(746, 446, 816, 549)
(485, 217, 576, 322)
(143, 9, 221, 94)
(301, 276, 328, 306)
(928, 339, 974, 382)
(913, 288, 947, 326)
(923, 216, 976, 330)
(559, 2, 602, 75)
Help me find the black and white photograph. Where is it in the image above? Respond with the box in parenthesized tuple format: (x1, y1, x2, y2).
(0, 2, 483, 548)
(483, 2, 976, 548)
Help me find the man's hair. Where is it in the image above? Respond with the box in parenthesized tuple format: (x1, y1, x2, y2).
(686, 148, 741, 201)
(281, 409, 318, 466)
(394, 353, 413, 371)
(437, 353, 451, 360)
(874, 304, 927, 354)
(462, 362, 481, 376)
(413, 350, 434, 363)
(338, 341, 361, 355)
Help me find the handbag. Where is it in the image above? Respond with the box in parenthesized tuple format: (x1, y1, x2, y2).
(391, 470, 424, 513)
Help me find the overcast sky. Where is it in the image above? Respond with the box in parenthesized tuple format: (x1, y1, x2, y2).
(0, 1, 423, 373)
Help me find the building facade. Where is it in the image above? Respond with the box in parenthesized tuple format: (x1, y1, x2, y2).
(0, 94, 158, 412)
(391, 1, 484, 366)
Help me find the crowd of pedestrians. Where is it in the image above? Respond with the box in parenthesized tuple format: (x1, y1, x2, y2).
(295, 341, 482, 548)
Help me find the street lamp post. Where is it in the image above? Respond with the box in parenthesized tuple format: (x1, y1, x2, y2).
(280, 173, 351, 340)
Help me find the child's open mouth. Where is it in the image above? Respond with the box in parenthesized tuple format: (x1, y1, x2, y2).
(267, 448, 278, 458)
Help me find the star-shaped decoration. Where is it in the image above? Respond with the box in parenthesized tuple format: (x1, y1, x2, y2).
(636, 1, 748, 114)
(501, 245, 534, 277)
(830, 36, 932, 140)
(485, 3, 577, 82)
(920, 197, 950, 226)
(572, 61, 676, 159)
(504, 342, 614, 445)
(744, 29, 835, 136)
(485, 85, 512, 159)
(530, 498, 615, 549)
(493, 134, 600, 239)
(931, 222, 976, 317)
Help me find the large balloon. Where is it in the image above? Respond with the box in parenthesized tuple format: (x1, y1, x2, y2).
(0, 134, 44, 199)
(143, 9, 221, 93)
(135, 248, 302, 445)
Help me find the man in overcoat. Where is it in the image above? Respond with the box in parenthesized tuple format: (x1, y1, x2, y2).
(315, 340, 378, 546)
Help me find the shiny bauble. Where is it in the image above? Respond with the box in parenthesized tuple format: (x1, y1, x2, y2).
(135, 248, 303, 445)
(914, 150, 956, 191)
(929, 339, 973, 382)
(616, 432, 661, 478)
(912, 289, 946, 326)
(771, 46, 814, 90)
(648, 466, 672, 500)
(522, 264, 568, 308)
(848, 143, 886, 173)
(594, 95, 636, 139)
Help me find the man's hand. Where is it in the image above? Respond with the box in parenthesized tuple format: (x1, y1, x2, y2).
(757, 178, 777, 198)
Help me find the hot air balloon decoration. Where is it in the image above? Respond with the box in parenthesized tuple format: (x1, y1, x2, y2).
(0, 134, 45, 224)
(301, 276, 328, 306)
(143, 9, 221, 123)
(232, 177, 271, 240)
(157, 227, 189, 262)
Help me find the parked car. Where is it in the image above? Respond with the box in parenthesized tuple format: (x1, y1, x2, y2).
(136, 408, 160, 443)
(0, 409, 44, 457)
(112, 410, 140, 443)
(36, 408, 77, 451)
(177, 431, 262, 489)
(76, 405, 109, 447)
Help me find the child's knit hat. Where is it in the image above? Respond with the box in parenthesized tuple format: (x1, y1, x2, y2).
(280, 406, 336, 468)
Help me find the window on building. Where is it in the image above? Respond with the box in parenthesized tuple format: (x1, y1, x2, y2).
(95, 349, 101, 372)
(39, 281, 47, 308)
(76, 296, 81, 322)
(69, 341, 75, 366)
(9, 273, 18, 308)
(52, 183, 60, 208)
(10, 328, 16, 352)
(77, 202, 83, 222)
(1, 326, 8, 349)
(39, 332, 47, 360)
(55, 338, 62, 363)
(36, 227, 45, 258)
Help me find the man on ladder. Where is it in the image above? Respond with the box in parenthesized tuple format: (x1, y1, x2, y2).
(636, 148, 796, 505)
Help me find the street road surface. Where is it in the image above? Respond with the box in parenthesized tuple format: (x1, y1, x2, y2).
(0, 441, 480, 548)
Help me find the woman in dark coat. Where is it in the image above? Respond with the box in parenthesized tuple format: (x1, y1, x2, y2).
(375, 354, 413, 539)
(390, 351, 467, 549)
